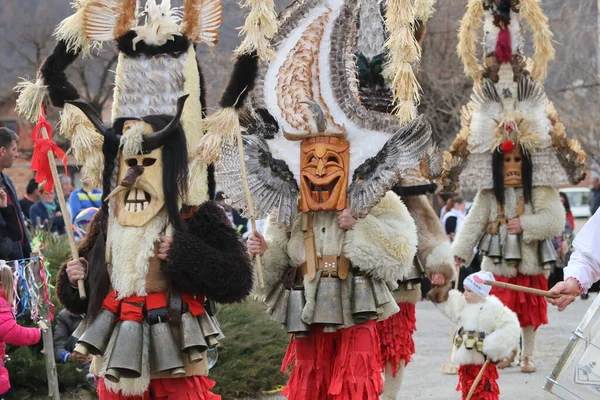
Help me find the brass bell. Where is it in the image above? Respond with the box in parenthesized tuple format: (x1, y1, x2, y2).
(476, 333, 486, 353)
(372, 278, 392, 307)
(454, 334, 463, 348)
(74, 309, 117, 357)
(464, 331, 476, 350)
(503, 233, 522, 262)
(313, 276, 344, 325)
(198, 312, 221, 348)
(477, 233, 492, 255)
(270, 289, 290, 325)
(351, 275, 378, 324)
(403, 257, 425, 290)
(105, 321, 143, 383)
(150, 321, 185, 376)
(539, 238, 557, 271)
(181, 312, 208, 364)
(487, 234, 502, 264)
(264, 283, 285, 314)
(286, 289, 310, 338)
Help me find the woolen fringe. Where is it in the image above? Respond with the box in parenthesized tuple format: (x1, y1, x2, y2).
(377, 302, 417, 376)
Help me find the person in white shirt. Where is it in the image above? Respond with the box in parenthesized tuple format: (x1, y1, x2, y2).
(548, 209, 600, 311)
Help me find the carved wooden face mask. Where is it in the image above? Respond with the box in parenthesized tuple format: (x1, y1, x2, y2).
(300, 137, 350, 212)
(113, 121, 166, 227)
(503, 145, 522, 188)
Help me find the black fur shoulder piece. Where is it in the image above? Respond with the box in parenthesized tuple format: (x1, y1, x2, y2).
(40, 41, 81, 107)
(117, 31, 191, 58)
(164, 201, 254, 304)
(219, 52, 259, 109)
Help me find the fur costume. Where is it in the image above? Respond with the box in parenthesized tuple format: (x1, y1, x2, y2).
(441, 0, 584, 374)
(207, 1, 439, 398)
(435, 290, 520, 400)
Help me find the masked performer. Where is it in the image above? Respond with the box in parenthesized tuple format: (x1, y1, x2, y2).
(354, 1, 455, 396)
(197, 1, 442, 398)
(15, 1, 254, 399)
(441, 0, 586, 374)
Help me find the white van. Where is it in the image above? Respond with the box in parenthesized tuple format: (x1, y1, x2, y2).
(560, 187, 591, 218)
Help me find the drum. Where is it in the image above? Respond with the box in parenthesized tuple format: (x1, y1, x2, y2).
(545, 294, 600, 399)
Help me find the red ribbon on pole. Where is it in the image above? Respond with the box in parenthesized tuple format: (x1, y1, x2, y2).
(30, 105, 68, 193)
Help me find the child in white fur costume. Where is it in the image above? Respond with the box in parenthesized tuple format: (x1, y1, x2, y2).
(431, 271, 519, 400)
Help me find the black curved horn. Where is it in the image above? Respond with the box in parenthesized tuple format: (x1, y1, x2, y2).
(65, 100, 109, 137)
(141, 95, 189, 152)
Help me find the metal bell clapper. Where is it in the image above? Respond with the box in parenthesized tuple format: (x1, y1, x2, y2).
(270, 288, 291, 325)
(286, 289, 310, 338)
(105, 321, 143, 383)
(372, 278, 393, 307)
(351, 275, 378, 324)
(264, 283, 285, 314)
(503, 233, 522, 263)
(464, 331, 476, 350)
(477, 233, 492, 255)
(313, 276, 344, 325)
(181, 311, 208, 364)
(74, 309, 117, 356)
(539, 238, 557, 271)
(487, 234, 502, 264)
(198, 312, 221, 348)
(150, 319, 186, 377)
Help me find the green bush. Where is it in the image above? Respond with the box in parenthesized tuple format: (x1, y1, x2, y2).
(210, 300, 289, 399)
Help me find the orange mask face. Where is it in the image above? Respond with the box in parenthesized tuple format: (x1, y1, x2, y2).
(300, 137, 350, 212)
(503, 146, 522, 187)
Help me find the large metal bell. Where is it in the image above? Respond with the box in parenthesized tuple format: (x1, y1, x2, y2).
(270, 289, 290, 325)
(74, 309, 117, 357)
(264, 283, 285, 314)
(539, 238, 557, 270)
(313, 276, 344, 325)
(105, 321, 143, 383)
(150, 321, 185, 376)
(198, 312, 221, 348)
(487, 234, 502, 263)
(286, 289, 310, 338)
(351, 275, 378, 324)
(477, 233, 492, 255)
(181, 312, 208, 364)
(372, 278, 393, 307)
(503, 233, 522, 262)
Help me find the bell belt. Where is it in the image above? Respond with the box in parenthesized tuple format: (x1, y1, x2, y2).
(101, 291, 206, 323)
(299, 255, 351, 280)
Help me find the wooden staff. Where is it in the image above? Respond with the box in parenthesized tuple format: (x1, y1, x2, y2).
(483, 279, 558, 299)
(39, 125, 85, 299)
(41, 324, 60, 400)
(466, 358, 490, 400)
(235, 129, 265, 289)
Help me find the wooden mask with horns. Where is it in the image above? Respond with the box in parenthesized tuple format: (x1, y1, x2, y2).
(284, 101, 349, 212)
(66, 95, 188, 227)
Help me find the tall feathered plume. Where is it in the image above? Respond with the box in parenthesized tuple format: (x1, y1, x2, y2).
(234, 0, 278, 62)
(383, 0, 422, 124)
(457, 0, 485, 81)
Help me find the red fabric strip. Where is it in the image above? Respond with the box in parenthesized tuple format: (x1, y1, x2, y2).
(491, 273, 548, 329)
(102, 291, 121, 314)
(120, 295, 145, 323)
(182, 294, 206, 317)
(145, 292, 168, 311)
(96, 376, 221, 400)
(457, 363, 500, 400)
(377, 302, 417, 375)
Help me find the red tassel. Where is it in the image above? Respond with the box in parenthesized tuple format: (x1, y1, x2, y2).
(495, 28, 512, 63)
(491, 274, 548, 329)
(329, 321, 383, 400)
(457, 364, 500, 400)
(377, 302, 417, 375)
(30, 105, 68, 193)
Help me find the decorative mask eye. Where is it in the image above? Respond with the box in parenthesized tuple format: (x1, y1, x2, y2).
(310, 157, 317, 163)
(143, 158, 156, 167)
(127, 158, 138, 167)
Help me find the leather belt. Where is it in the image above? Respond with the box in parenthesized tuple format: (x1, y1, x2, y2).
(300, 255, 350, 280)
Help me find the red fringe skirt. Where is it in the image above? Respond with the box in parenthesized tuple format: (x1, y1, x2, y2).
(376, 302, 417, 376)
(491, 273, 548, 329)
(457, 364, 500, 400)
(281, 320, 383, 400)
(97, 376, 221, 400)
